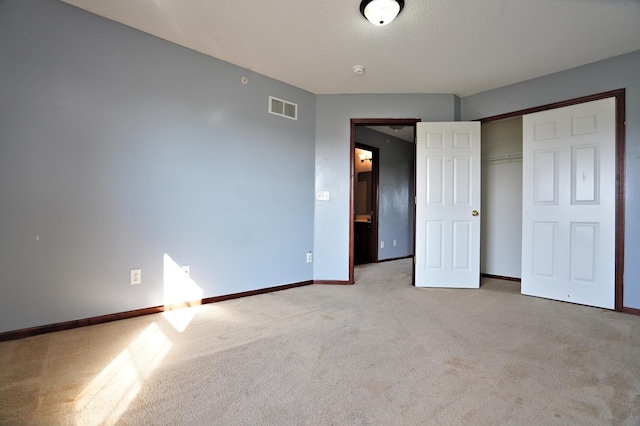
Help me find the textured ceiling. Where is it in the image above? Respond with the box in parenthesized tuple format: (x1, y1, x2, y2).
(62, 0, 640, 96)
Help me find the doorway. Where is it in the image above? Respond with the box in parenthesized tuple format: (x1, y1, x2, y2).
(349, 118, 420, 284)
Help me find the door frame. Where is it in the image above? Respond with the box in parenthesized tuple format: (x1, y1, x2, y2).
(349, 118, 421, 284)
(479, 88, 626, 312)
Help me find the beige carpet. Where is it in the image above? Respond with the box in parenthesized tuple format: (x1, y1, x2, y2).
(1, 258, 639, 425)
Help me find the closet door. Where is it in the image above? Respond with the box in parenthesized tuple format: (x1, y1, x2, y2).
(521, 98, 616, 309)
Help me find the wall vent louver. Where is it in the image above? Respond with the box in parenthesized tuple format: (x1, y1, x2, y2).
(269, 96, 297, 120)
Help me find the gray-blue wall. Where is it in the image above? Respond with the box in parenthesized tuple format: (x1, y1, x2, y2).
(0, 0, 316, 332)
(314, 94, 457, 281)
(462, 50, 640, 309)
(356, 127, 414, 260)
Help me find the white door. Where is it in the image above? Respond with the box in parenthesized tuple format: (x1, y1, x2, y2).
(415, 122, 481, 288)
(521, 98, 616, 309)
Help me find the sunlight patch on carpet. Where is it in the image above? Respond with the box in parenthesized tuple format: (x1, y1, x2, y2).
(74, 322, 172, 425)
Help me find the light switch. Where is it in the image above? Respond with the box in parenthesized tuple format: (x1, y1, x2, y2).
(316, 191, 330, 201)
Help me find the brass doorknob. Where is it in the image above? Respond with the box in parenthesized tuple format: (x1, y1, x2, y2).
(472, 210, 479, 216)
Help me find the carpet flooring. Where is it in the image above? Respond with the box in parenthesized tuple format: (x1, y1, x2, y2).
(1, 258, 639, 425)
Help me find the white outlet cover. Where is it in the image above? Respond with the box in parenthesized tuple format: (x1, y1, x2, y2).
(181, 265, 190, 277)
(130, 269, 142, 285)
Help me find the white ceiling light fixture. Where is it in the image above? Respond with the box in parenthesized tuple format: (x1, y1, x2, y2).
(360, 0, 404, 26)
(359, 152, 373, 162)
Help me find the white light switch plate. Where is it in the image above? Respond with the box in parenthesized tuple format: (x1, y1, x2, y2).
(316, 191, 330, 201)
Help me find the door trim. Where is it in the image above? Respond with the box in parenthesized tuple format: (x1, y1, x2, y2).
(349, 118, 421, 284)
(479, 89, 625, 312)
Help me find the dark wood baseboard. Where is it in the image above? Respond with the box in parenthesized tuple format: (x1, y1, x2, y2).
(0, 280, 313, 342)
(314, 280, 352, 285)
(0, 306, 165, 343)
(201, 281, 313, 304)
(481, 273, 522, 282)
(622, 307, 640, 316)
(376, 255, 413, 263)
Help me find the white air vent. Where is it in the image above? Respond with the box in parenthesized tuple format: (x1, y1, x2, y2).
(269, 96, 297, 120)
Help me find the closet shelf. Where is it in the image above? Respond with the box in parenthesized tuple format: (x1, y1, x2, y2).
(482, 152, 523, 163)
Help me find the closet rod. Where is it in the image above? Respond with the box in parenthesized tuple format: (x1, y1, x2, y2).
(482, 152, 523, 162)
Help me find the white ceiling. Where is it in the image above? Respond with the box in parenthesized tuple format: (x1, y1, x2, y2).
(62, 0, 640, 97)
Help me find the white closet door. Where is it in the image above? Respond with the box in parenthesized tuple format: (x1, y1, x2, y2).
(522, 98, 616, 309)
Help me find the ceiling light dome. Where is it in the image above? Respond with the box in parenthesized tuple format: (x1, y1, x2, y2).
(360, 0, 404, 26)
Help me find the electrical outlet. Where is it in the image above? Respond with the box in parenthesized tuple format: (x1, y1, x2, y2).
(393, 240, 397, 247)
(130, 269, 141, 285)
(381, 241, 384, 249)
(181, 265, 190, 277)
(306, 252, 313, 263)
